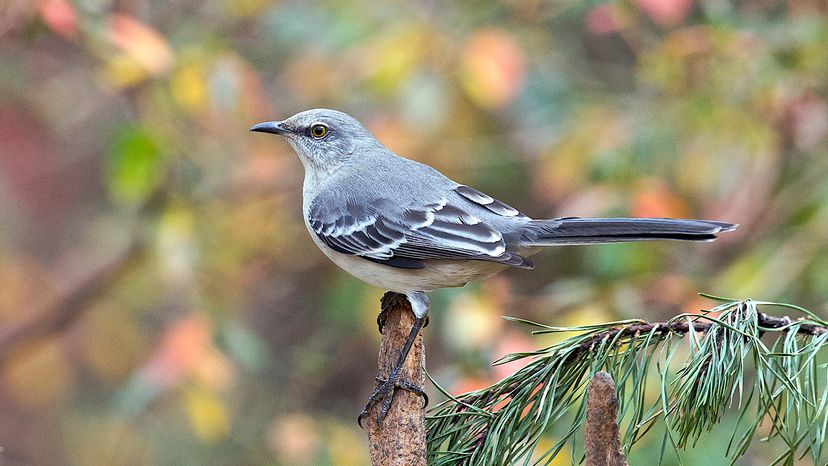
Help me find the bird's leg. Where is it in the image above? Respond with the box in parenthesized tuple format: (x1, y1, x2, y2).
(359, 316, 428, 425)
(376, 291, 428, 334)
(359, 292, 429, 426)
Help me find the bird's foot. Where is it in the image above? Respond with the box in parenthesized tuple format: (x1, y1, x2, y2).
(377, 292, 428, 334)
(358, 367, 428, 427)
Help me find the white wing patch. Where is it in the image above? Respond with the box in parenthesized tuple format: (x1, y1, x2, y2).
(331, 215, 379, 237)
(455, 185, 526, 218)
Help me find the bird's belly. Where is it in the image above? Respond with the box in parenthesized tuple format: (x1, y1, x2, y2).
(305, 225, 507, 292)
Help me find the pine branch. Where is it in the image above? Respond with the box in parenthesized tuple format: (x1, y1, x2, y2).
(426, 299, 827, 465)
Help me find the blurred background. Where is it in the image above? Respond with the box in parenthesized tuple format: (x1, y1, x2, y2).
(1, 0, 826, 464)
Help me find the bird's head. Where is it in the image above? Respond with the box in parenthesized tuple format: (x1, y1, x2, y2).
(250, 109, 377, 179)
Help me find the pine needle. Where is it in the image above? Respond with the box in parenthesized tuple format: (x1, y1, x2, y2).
(426, 298, 827, 465)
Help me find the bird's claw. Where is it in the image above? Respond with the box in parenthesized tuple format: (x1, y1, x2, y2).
(357, 371, 428, 427)
(377, 293, 428, 334)
(376, 312, 387, 335)
(377, 292, 405, 334)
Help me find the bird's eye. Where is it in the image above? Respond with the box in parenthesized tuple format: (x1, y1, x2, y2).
(310, 124, 328, 139)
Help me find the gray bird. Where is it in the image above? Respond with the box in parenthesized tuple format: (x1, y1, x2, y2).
(251, 108, 736, 424)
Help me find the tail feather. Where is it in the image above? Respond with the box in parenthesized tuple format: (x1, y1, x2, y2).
(528, 217, 737, 246)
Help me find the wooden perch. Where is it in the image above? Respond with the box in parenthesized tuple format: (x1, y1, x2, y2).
(364, 293, 427, 466)
(585, 371, 628, 466)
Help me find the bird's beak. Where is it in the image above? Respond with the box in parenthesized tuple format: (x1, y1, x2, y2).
(250, 121, 291, 135)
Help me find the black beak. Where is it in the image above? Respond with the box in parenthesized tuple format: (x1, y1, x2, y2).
(250, 121, 291, 135)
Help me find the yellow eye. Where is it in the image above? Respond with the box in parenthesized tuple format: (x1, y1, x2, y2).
(310, 124, 328, 139)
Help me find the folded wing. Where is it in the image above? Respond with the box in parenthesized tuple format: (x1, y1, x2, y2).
(307, 195, 532, 270)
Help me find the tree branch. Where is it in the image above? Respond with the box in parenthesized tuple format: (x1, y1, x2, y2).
(0, 240, 145, 365)
(364, 293, 426, 466)
(585, 372, 628, 466)
(563, 309, 825, 367)
(457, 309, 826, 407)
(0, 194, 164, 366)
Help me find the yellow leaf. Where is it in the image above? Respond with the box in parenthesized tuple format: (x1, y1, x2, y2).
(102, 54, 149, 88)
(183, 384, 230, 442)
(170, 62, 208, 115)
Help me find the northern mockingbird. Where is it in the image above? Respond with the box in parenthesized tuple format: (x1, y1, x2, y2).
(251, 108, 736, 424)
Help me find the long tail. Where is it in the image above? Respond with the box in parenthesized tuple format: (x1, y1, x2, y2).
(527, 217, 737, 246)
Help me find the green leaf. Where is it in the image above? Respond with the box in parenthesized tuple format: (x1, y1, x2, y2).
(106, 125, 164, 205)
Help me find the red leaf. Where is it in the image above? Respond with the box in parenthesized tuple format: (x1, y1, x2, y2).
(39, 0, 78, 40)
(635, 0, 693, 27)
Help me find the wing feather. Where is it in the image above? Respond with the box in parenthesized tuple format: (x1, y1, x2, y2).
(455, 185, 527, 218)
(307, 195, 532, 269)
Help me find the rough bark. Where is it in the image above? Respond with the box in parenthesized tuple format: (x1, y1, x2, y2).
(585, 371, 629, 466)
(364, 294, 427, 466)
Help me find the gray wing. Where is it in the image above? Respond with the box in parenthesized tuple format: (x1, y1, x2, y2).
(454, 185, 528, 218)
(307, 190, 532, 270)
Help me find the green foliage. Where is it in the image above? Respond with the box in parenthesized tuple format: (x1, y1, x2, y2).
(106, 126, 165, 205)
(426, 299, 827, 465)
